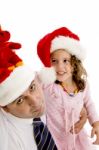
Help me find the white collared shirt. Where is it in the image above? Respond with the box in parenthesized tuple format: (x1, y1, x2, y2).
(0, 108, 46, 150)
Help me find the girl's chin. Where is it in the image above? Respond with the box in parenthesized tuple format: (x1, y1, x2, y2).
(57, 77, 67, 82)
(57, 75, 71, 82)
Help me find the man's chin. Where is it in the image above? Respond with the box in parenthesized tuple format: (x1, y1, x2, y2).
(33, 106, 45, 118)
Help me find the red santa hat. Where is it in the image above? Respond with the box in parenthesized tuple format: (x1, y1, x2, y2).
(37, 27, 86, 84)
(0, 27, 35, 106)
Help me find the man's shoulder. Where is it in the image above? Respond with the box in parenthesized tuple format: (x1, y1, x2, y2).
(0, 108, 3, 119)
(0, 108, 7, 126)
(0, 108, 7, 136)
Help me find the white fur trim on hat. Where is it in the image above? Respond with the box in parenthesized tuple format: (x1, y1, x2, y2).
(0, 66, 35, 106)
(38, 67, 56, 85)
(50, 36, 86, 60)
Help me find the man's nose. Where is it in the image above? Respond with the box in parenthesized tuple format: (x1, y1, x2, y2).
(26, 91, 40, 105)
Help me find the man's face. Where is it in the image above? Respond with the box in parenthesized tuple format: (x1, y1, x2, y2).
(4, 79, 45, 118)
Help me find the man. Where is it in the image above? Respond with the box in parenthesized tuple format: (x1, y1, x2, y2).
(0, 27, 87, 150)
(0, 27, 58, 150)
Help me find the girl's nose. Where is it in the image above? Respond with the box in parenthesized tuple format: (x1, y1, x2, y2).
(57, 62, 64, 70)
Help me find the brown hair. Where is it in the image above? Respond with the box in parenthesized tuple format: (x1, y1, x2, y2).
(71, 55, 87, 91)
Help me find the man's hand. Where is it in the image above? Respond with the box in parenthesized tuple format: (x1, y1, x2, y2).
(70, 107, 87, 134)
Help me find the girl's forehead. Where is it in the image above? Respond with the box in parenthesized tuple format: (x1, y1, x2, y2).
(51, 49, 71, 58)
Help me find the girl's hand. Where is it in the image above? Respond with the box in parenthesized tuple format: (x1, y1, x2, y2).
(91, 121, 99, 145)
(70, 107, 87, 134)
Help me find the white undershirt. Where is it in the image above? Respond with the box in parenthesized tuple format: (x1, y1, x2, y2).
(0, 108, 46, 150)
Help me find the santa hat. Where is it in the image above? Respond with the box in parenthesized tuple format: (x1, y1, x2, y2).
(37, 27, 86, 84)
(0, 27, 35, 106)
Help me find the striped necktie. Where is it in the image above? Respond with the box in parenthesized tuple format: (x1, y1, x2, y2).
(33, 118, 57, 150)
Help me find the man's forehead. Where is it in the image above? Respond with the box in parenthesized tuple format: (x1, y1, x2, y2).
(13, 80, 35, 102)
(31, 80, 35, 84)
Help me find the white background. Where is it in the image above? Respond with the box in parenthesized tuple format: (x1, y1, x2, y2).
(0, 0, 99, 149)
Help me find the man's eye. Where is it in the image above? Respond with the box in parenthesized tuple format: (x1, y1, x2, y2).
(30, 83, 36, 91)
(17, 98, 24, 104)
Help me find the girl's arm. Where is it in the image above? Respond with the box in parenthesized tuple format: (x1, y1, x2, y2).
(83, 82, 99, 125)
(91, 121, 99, 145)
(84, 82, 99, 145)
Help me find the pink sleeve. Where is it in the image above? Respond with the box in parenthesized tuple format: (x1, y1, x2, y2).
(83, 82, 99, 125)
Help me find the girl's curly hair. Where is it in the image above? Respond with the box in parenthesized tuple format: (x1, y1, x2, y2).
(71, 55, 87, 91)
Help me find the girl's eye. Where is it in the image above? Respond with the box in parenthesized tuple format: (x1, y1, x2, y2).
(52, 59, 56, 63)
(51, 59, 58, 64)
(64, 59, 67, 63)
(16, 98, 24, 104)
(64, 59, 70, 64)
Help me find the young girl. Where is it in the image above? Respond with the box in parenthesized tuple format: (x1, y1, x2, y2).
(37, 27, 99, 150)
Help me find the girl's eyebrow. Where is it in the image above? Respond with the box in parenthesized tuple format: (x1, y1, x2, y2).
(51, 57, 70, 60)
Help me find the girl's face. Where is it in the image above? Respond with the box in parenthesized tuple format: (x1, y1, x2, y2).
(51, 49, 73, 82)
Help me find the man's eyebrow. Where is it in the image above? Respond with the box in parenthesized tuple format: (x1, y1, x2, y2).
(29, 80, 35, 86)
(13, 80, 35, 103)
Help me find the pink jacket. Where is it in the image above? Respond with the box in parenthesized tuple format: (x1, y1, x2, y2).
(43, 82, 99, 150)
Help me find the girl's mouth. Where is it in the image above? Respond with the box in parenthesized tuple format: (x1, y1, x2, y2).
(57, 72, 66, 75)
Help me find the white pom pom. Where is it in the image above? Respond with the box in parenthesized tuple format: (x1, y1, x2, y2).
(38, 67, 56, 85)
